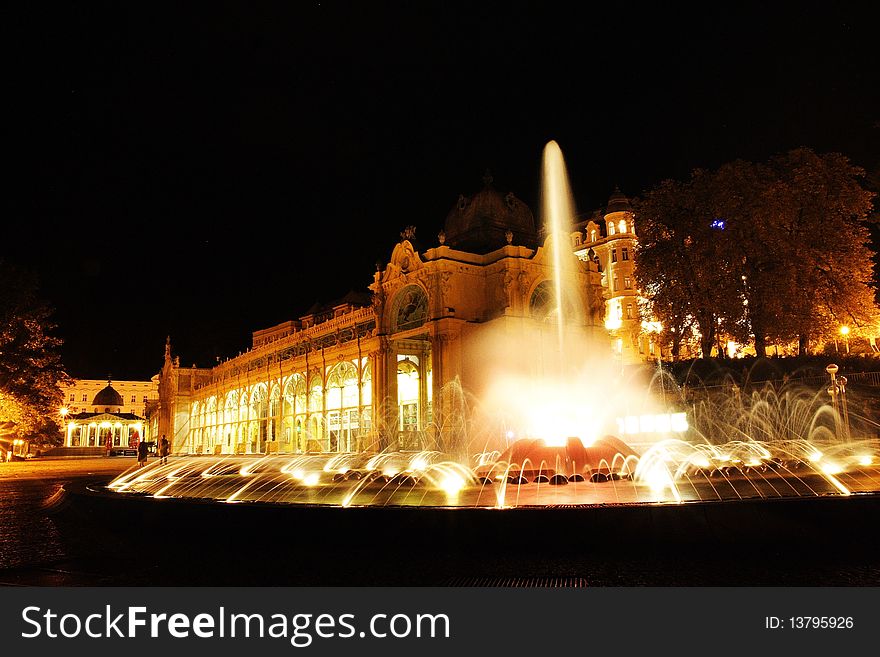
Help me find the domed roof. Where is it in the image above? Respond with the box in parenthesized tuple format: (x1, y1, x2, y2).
(92, 381, 124, 408)
(443, 172, 537, 254)
(606, 187, 633, 215)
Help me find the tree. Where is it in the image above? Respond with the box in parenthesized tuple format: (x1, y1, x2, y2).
(766, 149, 877, 353)
(0, 260, 67, 445)
(634, 149, 877, 358)
(634, 172, 741, 358)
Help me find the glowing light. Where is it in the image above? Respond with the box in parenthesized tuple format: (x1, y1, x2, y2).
(618, 413, 686, 435)
(605, 317, 622, 330)
(808, 451, 823, 463)
(670, 413, 688, 432)
(100, 421, 111, 428)
(710, 219, 725, 230)
(302, 473, 320, 486)
(820, 462, 843, 476)
(439, 473, 465, 496)
(840, 326, 850, 336)
(505, 430, 515, 440)
(858, 455, 873, 466)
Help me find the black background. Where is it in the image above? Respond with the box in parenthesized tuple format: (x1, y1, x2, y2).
(4, 2, 879, 379)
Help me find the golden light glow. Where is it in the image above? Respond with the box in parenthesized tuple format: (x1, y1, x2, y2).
(840, 325, 850, 336)
(439, 473, 465, 496)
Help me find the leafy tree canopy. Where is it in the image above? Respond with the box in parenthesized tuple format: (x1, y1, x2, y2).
(0, 260, 68, 444)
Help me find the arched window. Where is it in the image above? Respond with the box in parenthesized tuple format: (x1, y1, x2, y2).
(529, 280, 555, 322)
(609, 222, 616, 235)
(393, 285, 428, 332)
(327, 361, 359, 452)
(622, 247, 629, 261)
(590, 229, 597, 242)
(529, 280, 576, 323)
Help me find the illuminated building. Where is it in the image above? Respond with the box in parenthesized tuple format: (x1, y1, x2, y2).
(63, 379, 151, 449)
(574, 188, 652, 363)
(156, 176, 609, 454)
(62, 377, 159, 417)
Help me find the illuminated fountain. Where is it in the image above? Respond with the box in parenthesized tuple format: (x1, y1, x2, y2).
(105, 142, 880, 514)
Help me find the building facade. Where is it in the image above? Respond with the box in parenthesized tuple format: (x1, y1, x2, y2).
(63, 380, 152, 449)
(574, 189, 653, 364)
(62, 377, 159, 417)
(155, 179, 608, 455)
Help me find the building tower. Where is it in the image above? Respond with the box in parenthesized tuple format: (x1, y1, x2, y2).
(574, 188, 646, 364)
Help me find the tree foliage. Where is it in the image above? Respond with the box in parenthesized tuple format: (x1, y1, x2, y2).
(0, 260, 67, 444)
(634, 148, 877, 358)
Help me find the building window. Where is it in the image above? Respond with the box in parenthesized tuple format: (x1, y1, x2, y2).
(590, 229, 596, 242)
(626, 303, 634, 319)
(613, 275, 619, 292)
(81, 394, 87, 402)
(622, 247, 629, 261)
(69, 393, 75, 401)
(619, 220, 627, 233)
(624, 276, 632, 289)
(142, 396, 147, 403)
(611, 249, 617, 263)
(131, 395, 136, 403)
(609, 223, 616, 235)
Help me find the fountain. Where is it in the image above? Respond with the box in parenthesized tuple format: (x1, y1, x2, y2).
(73, 142, 880, 554)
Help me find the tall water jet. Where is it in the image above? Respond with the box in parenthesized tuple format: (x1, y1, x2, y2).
(541, 140, 584, 369)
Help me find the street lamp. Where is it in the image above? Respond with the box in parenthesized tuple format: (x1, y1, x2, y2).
(840, 326, 850, 354)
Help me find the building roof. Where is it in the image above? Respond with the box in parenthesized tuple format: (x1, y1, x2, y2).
(443, 172, 537, 254)
(69, 411, 145, 421)
(606, 187, 633, 215)
(91, 381, 124, 407)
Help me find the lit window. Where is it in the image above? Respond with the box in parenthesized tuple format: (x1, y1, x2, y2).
(611, 249, 617, 263)
(590, 229, 596, 242)
(613, 275, 619, 291)
(622, 247, 629, 261)
(619, 220, 627, 233)
(574, 234, 582, 246)
(609, 223, 616, 235)
(626, 303, 633, 319)
(625, 276, 632, 289)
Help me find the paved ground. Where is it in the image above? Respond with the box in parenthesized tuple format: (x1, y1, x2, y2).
(0, 457, 135, 481)
(0, 457, 135, 583)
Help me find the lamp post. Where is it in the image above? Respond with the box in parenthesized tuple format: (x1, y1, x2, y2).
(840, 326, 850, 354)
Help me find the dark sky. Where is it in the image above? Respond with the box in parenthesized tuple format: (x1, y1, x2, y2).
(5, 2, 879, 380)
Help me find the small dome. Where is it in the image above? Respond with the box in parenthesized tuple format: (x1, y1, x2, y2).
(443, 172, 537, 254)
(606, 187, 632, 215)
(92, 381, 124, 408)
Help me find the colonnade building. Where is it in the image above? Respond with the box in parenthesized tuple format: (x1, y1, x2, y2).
(156, 177, 613, 455)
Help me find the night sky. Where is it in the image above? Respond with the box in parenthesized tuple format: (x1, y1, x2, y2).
(5, 2, 878, 380)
